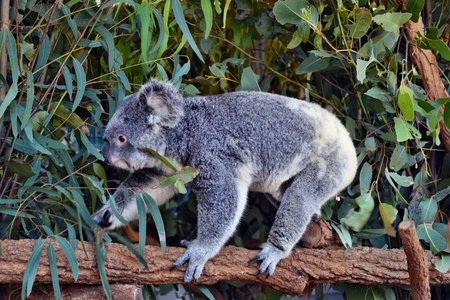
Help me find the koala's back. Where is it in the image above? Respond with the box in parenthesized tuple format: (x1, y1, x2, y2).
(169, 91, 357, 198)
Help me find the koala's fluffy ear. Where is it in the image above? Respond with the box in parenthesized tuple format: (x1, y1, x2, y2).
(138, 79, 184, 128)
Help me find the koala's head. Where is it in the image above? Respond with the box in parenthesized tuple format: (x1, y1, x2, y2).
(102, 79, 184, 171)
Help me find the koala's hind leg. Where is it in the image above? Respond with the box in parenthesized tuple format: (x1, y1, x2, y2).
(250, 162, 343, 276)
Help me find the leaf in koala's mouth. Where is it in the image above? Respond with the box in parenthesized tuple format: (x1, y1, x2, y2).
(138, 147, 178, 172)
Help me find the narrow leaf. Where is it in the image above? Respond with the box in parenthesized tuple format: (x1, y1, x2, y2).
(55, 236, 79, 281)
(197, 285, 215, 300)
(80, 131, 104, 161)
(72, 58, 86, 111)
(241, 67, 261, 92)
(172, 0, 205, 62)
(48, 242, 61, 299)
(135, 193, 147, 267)
(95, 238, 112, 300)
(109, 232, 149, 269)
(139, 148, 177, 172)
(201, 0, 213, 39)
(22, 238, 45, 299)
(379, 203, 398, 237)
(142, 193, 166, 254)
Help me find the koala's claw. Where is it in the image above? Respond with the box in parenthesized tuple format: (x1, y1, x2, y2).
(180, 239, 191, 247)
(171, 240, 213, 283)
(249, 243, 289, 278)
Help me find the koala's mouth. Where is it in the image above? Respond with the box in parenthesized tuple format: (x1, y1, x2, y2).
(110, 158, 129, 170)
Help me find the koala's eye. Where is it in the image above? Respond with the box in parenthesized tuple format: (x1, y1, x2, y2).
(117, 134, 127, 145)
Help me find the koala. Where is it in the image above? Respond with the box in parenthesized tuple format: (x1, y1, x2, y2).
(93, 79, 357, 282)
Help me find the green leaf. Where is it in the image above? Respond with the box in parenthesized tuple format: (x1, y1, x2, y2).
(388, 173, 414, 187)
(435, 253, 450, 273)
(61, 4, 79, 39)
(331, 223, 352, 248)
(48, 242, 61, 300)
(66, 222, 77, 251)
(384, 168, 408, 205)
(398, 83, 415, 121)
(359, 162, 372, 194)
(241, 67, 261, 92)
(72, 189, 98, 228)
(365, 86, 391, 102)
(0, 83, 18, 119)
(138, 2, 151, 62)
(109, 196, 129, 226)
(178, 166, 200, 184)
(373, 12, 412, 34)
(296, 55, 330, 75)
(135, 193, 147, 268)
(55, 236, 79, 281)
(22, 71, 35, 130)
(139, 148, 177, 172)
(356, 44, 376, 83)
(379, 202, 398, 237)
(95, 26, 116, 71)
(405, 0, 424, 22)
(417, 225, 447, 254)
(419, 199, 438, 223)
(49, 103, 90, 136)
(22, 238, 45, 300)
(273, 0, 307, 26)
(389, 145, 407, 171)
(149, 8, 166, 55)
(432, 187, 450, 202)
(348, 8, 372, 39)
(197, 285, 215, 300)
(201, 0, 213, 39)
(72, 58, 86, 111)
(174, 178, 187, 194)
(34, 34, 50, 78)
(394, 117, 413, 142)
(445, 102, 450, 129)
(95, 238, 112, 300)
(80, 131, 104, 161)
(5, 28, 19, 85)
(287, 27, 303, 49)
(172, 0, 205, 63)
(209, 65, 226, 78)
(142, 193, 166, 254)
(341, 193, 375, 232)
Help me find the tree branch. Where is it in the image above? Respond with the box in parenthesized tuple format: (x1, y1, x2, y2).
(403, 16, 450, 152)
(0, 239, 449, 296)
(399, 220, 431, 300)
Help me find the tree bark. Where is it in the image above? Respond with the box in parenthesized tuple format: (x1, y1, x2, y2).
(404, 16, 450, 152)
(398, 220, 431, 300)
(0, 239, 449, 296)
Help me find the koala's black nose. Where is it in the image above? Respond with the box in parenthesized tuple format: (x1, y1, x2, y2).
(97, 210, 112, 228)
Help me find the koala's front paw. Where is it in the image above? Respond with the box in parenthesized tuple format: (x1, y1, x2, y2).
(92, 206, 115, 230)
(248, 242, 289, 278)
(171, 240, 216, 283)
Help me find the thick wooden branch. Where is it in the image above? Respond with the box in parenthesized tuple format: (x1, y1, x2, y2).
(0, 239, 450, 296)
(404, 16, 450, 152)
(399, 220, 431, 300)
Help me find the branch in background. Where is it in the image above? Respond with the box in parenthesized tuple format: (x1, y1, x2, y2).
(404, 15, 450, 152)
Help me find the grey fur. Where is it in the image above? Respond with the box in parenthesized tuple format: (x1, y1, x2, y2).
(93, 79, 357, 282)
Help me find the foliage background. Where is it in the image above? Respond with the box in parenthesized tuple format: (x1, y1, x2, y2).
(0, 0, 450, 298)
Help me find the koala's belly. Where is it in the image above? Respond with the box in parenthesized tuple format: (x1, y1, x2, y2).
(237, 157, 308, 202)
